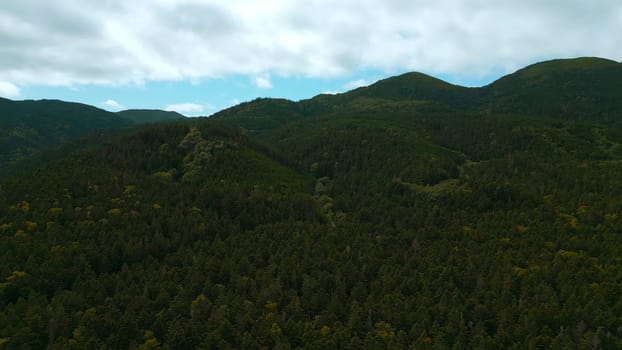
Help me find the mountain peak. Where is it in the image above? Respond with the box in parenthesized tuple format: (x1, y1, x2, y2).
(480, 57, 622, 121)
(353, 71, 465, 100)
(502, 57, 620, 83)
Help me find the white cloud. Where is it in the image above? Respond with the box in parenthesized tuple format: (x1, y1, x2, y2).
(165, 103, 205, 115)
(0, 81, 20, 98)
(0, 1, 620, 87)
(253, 76, 273, 89)
(102, 99, 125, 110)
(343, 79, 371, 90)
(219, 98, 243, 111)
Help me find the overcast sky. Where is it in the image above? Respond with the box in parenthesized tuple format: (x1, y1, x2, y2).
(1, 0, 620, 115)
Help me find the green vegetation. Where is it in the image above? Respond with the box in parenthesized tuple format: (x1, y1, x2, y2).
(0, 99, 188, 178)
(1, 57, 622, 349)
(216, 98, 304, 132)
(481, 57, 622, 122)
(0, 98, 132, 175)
(117, 110, 187, 124)
(211, 58, 622, 141)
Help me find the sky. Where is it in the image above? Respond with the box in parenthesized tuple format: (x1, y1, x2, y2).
(0, 1, 621, 116)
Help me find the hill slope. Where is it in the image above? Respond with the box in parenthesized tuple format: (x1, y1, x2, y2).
(338, 72, 479, 111)
(3, 107, 622, 348)
(2, 57, 622, 348)
(211, 57, 622, 135)
(117, 109, 187, 124)
(0, 98, 132, 176)
(481, 57, 622, 121)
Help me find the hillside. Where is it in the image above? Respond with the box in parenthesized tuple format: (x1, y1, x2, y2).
(0, 100, 190, 178)
(211, 58, 622, 137)
(0, 98, 132, 176)
(480, 57, 622, 121)
(117, 109, 187, 124)
(215, 98, 304, 132)
(1, 58, 622, 348)
(333, 72, 479, 111)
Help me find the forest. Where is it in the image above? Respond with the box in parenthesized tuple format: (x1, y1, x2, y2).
(0, 57, 622, 349)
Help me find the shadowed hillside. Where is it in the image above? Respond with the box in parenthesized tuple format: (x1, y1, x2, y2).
(0, 100, 190, 178)
(117, 109, 187, 124)
(0, 98, 132, 175)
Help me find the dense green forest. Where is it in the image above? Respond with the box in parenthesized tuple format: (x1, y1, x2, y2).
(116, 110, 186, 125)
(1, 58, 622, 349)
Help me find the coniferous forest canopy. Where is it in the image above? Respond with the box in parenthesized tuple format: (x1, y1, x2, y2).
(1, 57, 622, 349)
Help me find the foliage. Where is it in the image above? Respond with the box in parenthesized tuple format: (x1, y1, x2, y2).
(1, 58, 622, 348)
(116, 109, 187, 124)
(0, 99, 189, 178)
(0, 98, 133, 174)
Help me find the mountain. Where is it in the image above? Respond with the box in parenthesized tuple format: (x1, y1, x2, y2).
(1, 57, 622, 348)
(374, 57, 622, 122)
(211, 57, 622, 137)
(0, 98, 132, 177)
(117, 109, 187, 124)
(0, 101, 189, 178)
(215, 98, 304, 132)
(480, 57, 622, 121)
(334, 72, 479, 111)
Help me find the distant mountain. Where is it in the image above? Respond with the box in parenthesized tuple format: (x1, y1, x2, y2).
(0, 98, 132, 176)
(5, 57, 613, 176)
(480, 57, 622, 121)
(117, 109, 186, 124)
(215, 98, 304, 132)
(337, 71, 479, 111)
(213, 57, 622, 134)
(353, 57, 622, 121)
(0, 101, 190, 177)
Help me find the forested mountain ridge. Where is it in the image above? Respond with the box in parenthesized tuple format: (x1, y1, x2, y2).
(0, 98, 130, 172)
(340, 57, 622, 121)
(1, 57, 622, 349)
(479, 57, 622, 121)
(0, 99, 186, 177)
(117, 109, 187, 124)
(213, 57, 622, 133)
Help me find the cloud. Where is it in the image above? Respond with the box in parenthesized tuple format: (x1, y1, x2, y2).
(165, 103, 205, 115)
(102, 99, 125, 110)
(252, 76, 273, 89)
(0, 81, 20, 98)
(0, 1, 620, 87)
(343, 79, 371, 90)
